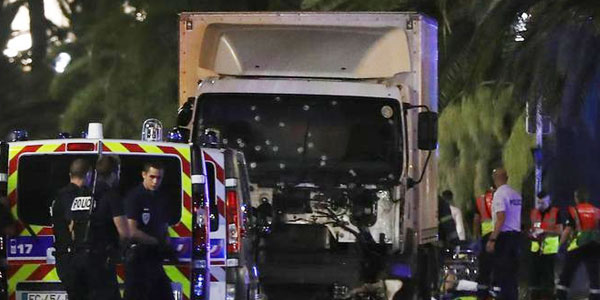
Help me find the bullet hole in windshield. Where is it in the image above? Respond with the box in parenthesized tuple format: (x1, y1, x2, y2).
(388, 174, 395, 180)
(320, 161, 327, 167)
(274, 96, 281, 102)
(272, 146, 279, 152)
(320, 155, 328, 161)
(307, 132, 312, 138)
(250, 105, 257, 111)
(279, 122, 286, 127)
(349, 169, 357, 177)
(265, 140, 271, 145)
(250, 162, 257, 169)
(254, 145, 262, 152)
(297, 147, 304, 154)
(303, 105, 310, 111)
(308, 142, 314, 149)
(331, 100, 337, 106)
(388, 119, 395, 125)
(279, 163, 286, 169)
(222, 138, 228, 144)
(254, 115, 261, 122)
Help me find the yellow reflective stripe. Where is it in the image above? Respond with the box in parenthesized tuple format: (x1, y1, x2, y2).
(531, 241, 540, 253)
(482, 221, 493, 236)
(139, 144, 163, 154)
(542, 236, 559, 255)
(11, 205, 17, 219)
(182, 175, 191, 196)
(7, 171, 17, 195)
(8, 145, 24, 160)
(37, 144, 62, 153)
(168, 227, 178, 238)
(8, 264, 38, 295)
(103, 142, 129, 153)
(43, 268, 60, 281)
(568, 233, 581, 251)
(181, 202, 193, 232)
(175, 146, 191, 162)
(164, 266, 190, 299)
(20, 225, 44, 236)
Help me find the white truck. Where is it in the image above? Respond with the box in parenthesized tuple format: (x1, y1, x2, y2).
(177, 12, 439, 300)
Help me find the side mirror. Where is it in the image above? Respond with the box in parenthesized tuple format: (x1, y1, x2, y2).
(418, 111, 438, 150)
(177, 97, 195, 127)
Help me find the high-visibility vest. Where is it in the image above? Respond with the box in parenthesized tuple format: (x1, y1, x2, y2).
(567, 203, 600, 251)
(476, 191, 494, 236)
(530, 207, 560, 254)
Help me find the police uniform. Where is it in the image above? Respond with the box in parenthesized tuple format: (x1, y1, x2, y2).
(556, 203, 600, 300)
(124, 184, 174, 300)
(52, 182, 123, 300)
(490, 184, 522, 300)
(528, 206, 561, 299)
(475, 190, 493, 298)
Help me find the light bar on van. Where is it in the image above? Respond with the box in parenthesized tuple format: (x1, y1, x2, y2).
(67, 143, 95, 151)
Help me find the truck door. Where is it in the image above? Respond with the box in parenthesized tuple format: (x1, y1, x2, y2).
(201, 148, 228, 299)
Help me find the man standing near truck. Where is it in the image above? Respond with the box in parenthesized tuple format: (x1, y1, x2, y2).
(124, 161, 174, 300)
(527, 191, 561, 299)
(486, 168, 522, 300)
(473, 188, 494, 298)
(556, 188, 600, 300)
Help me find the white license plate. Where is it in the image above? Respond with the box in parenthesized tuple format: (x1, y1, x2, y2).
(21, 293, 68, 300)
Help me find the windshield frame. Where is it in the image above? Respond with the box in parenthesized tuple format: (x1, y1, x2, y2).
(193, 92, 405, 187)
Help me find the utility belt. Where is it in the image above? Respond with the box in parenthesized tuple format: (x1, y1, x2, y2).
(125, 243, 176, 264)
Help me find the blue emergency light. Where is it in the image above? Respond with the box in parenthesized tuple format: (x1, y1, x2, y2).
(6, 129, 29, 142)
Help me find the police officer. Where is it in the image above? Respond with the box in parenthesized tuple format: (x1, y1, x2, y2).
(556, 188, 600, 300)
(473, 188, 494, 298)
(52, 158, 91, 299)
(124, 161, 175, 300)
(527, 191, 561, 299)
(486, 168, 522, 300)
(52, 157, 128, 300)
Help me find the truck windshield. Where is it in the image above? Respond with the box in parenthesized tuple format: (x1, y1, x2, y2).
(195, 93, 403, 186)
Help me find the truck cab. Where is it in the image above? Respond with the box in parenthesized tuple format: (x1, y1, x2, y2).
(178, 12, 439, 300)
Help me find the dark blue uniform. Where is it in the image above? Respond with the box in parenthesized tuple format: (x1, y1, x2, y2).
(124, 184, 174, 300)
(52, 182, 123, 300)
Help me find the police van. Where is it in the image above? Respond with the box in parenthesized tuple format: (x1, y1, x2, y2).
(0, 121, 259, 300)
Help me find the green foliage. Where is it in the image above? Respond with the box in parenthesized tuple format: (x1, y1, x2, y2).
(503, 113, 534, 192)
(438, 84, 533, 213)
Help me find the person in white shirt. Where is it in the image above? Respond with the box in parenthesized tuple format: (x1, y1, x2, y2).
(485, 167, 522, 300)
(442, 190, 466, 241)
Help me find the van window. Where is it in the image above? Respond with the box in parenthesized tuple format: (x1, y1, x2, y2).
(17, 153, 183, 226)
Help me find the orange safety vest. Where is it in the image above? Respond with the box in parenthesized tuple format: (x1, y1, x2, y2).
(569, 203, 600, 232)
(566, 203, 600, 251)
(476, 191, 493, 221)
(530, 207, 560, 233)
(476, 190, 494, 236)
